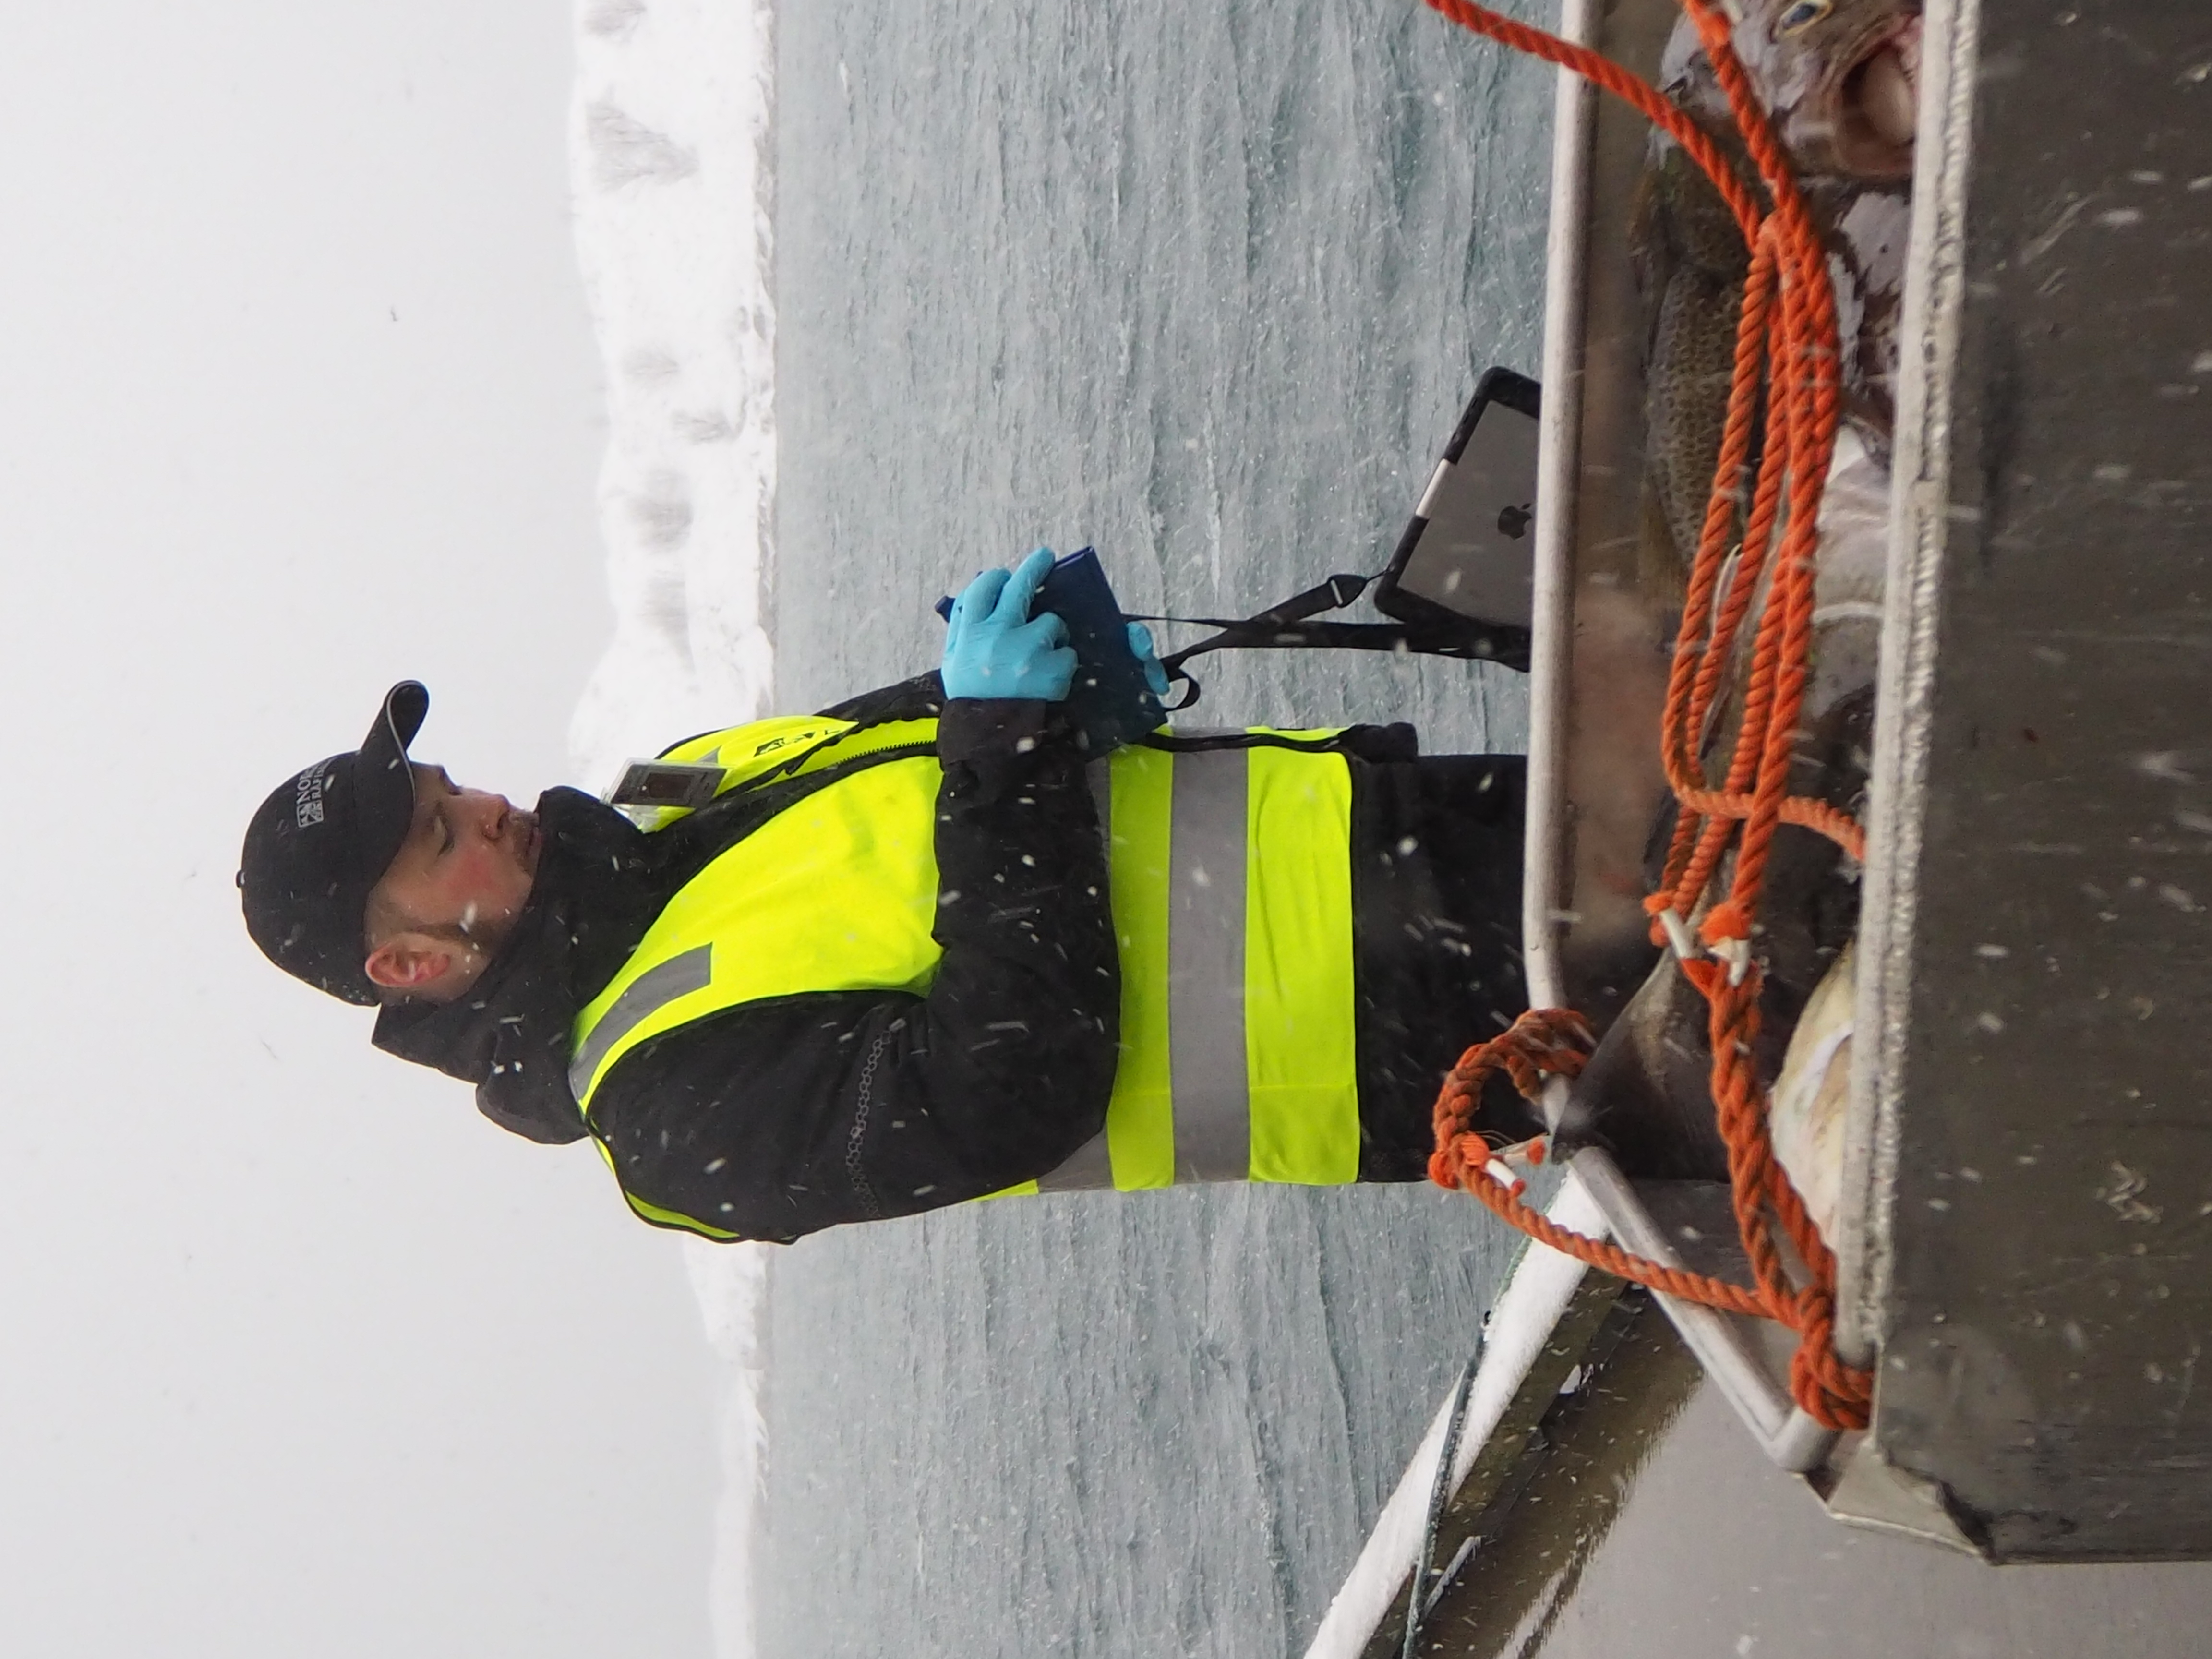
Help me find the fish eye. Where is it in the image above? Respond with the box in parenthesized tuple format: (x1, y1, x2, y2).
(1777, 0, 1832, 34)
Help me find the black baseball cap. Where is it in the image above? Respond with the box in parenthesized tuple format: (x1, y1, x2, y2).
(240, 681, 431, 1006)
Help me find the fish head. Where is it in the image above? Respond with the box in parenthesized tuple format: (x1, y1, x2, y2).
(1730, 0, 1924, 182)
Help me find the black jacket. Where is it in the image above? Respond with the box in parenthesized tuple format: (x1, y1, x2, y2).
(374, 677, 1531, 1243)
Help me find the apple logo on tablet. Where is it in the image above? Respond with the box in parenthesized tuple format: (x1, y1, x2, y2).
(1497, 503, 1532, 539)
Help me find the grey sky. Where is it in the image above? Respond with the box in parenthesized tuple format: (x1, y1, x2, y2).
(0, 4, 715, 1654)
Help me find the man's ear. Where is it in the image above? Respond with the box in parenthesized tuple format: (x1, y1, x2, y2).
(364, 934, 456, 992)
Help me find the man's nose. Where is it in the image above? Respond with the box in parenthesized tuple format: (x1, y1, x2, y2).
(460, 791, 511, 836)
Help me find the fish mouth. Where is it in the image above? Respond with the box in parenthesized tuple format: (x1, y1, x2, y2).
(1832, 14, 1922, 179)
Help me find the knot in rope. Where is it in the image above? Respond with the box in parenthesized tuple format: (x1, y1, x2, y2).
(1427, 1008, 1593, 1193)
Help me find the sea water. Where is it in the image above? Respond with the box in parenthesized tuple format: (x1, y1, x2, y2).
(569, 1, 1561, 1654)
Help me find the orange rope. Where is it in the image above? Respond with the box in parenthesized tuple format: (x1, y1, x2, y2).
(1429, 1011, 1770, 1318)
(1420, 0, 1873, 1431)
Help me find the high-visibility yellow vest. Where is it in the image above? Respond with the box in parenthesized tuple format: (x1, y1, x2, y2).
(568, 714, 1360, 1237)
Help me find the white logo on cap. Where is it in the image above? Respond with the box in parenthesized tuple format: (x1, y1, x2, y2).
(294, 766, 328, 830)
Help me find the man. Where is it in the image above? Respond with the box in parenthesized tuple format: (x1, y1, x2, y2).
(241, 551, 1535, 1243)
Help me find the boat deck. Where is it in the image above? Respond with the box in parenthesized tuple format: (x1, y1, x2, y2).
(1369, 1300, 2212, 1659)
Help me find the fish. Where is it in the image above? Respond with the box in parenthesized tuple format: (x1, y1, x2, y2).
(1663, 0, 1923, 441)
(1567, 2, 1922, 1188)
(1630, 136, 1753, 596)
(1630, 0, 1923, 584)
(1717, 0, 1923, 184)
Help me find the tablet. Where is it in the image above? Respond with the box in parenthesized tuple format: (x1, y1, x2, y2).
(1373, 367, 1542, 636)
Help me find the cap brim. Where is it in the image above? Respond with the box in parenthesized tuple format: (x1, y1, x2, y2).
(352, 681, 429, 888)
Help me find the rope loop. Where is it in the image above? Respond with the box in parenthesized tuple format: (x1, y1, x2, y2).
(1420, 0, 1874, 1432)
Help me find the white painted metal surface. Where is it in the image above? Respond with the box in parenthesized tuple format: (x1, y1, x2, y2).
(1299, 1177, 1609, 1659)
(1520, 0, 1598, 1019)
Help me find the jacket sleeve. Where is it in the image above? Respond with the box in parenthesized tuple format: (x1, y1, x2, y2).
(814, 671, 945, 725)
(585, 698, 1119, 1242)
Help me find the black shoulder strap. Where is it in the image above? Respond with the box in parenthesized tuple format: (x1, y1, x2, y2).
(1139, 573, 1530, 710)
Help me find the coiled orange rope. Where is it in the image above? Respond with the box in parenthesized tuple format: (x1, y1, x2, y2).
(1421, 0, 1874, 1431)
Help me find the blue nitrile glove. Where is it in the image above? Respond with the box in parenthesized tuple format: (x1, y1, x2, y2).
(1125, 621, 1172, 699)
(941, 546, 1078, 701)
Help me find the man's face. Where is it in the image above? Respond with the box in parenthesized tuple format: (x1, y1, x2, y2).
(361, 764, 542, 1000)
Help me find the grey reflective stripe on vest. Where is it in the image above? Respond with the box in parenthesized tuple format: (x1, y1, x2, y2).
(1040, 746, 1252, 1190)
(1166, 748, 1249, 1179)
(567, 945, 715, 1107)
(1035, 1127, 1115, 1191)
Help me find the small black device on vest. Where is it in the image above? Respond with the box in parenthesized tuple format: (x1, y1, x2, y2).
(611, 758, 725, 811)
